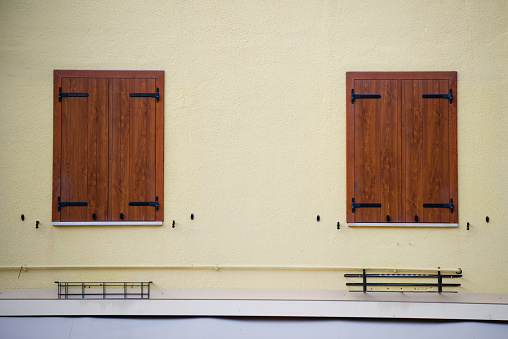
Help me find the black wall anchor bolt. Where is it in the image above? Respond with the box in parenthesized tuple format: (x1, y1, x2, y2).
(337, 222, 340, 229)
(467, 222, 470, 230)
(486, 216, 490, 223)
(21, 214, 25, 221)
(191, 214, 194, 220)
(36, 221, 40, 229)
(317, 215, 320, 222)
(172, 220, 175, 228)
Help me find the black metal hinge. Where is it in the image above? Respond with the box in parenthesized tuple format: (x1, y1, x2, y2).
(59, 87, 89, 102)
(129, 196, 159, 211)
(130, 88, 159, 102)
(351, 89, 381, 104)
(422, 89, 453, 104)
(423, 198, 454, 213)
(57, 197, 88, 212)
(352, 198, 381, 213)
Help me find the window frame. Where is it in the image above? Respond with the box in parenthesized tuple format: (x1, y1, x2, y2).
(52, 70, 164, 224)
(346, 71, 458, 226)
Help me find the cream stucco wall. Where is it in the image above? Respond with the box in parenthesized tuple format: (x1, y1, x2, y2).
(0, 0, 506, 294)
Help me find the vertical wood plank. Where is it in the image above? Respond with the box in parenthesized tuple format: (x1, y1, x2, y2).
(403, 80, 423, 222)
(448, 73, 458, 223)
(128, 79, 156, 221)
(346, 73, 355, 223)
(87, 78, 109, 221)
(354, 80, 381, 222)
(61, 78, 89, 221)
(154, 73, 164, 222)
(379, 80, 401, 222)
(111, 79, 131, 221)
(422, 80, 450, 222)
(52, 72, 62, 221)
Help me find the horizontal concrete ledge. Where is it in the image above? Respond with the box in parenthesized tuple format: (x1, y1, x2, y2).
(1, 299, 507, 321)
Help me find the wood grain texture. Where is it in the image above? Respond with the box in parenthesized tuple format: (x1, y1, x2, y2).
(346, 72, 458, 224)
(403, 80, 424, 222)
(87, 78, 109, 221)
(61, 77, 89, 221)
(54, 70, 164, 222)
(52, 72, 62, 221)
(111, 78, 131, 221)
(354, 80, 382, 222)
(352, 80, 400, 222)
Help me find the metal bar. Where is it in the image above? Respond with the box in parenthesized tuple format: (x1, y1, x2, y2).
(58, 197, 88, 212)
(351, 89, 381, 104)
(352, 198, 381, 213)
(423, 199, 454, 213)
(130, 88, 159, 102)
(362, 269, 367, 293)
(129, 196, 159, 211)
(2, 265, 462, 274)
(346, 283, 461, 287)
(59, 87, 89, 102)
(438, 271, 443, 293)
(349, 291, 458, 293)
(344, 274, 462, 278)
(422, 89, 453, 103)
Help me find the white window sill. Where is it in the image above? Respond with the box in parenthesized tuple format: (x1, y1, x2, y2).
(52, 221, 163, 226)
(348, 223, 458, 227)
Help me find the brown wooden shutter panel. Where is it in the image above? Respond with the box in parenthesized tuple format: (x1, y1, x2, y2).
(53, 70, 164, 223)
(59, 77, 109, 222)
(347, 72, 458, 224)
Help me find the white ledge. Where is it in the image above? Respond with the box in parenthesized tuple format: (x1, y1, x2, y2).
(348, 223, 458, 227)
(52, 221, 163, 226)
(0, 299, 507, 320)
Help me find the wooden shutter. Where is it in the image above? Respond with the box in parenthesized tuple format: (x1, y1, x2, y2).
(57, 77, 109, 221)
(53, 70, 164, 223)
(110, 78, 157, 221)
(346, 72, 457, 224)
(403, 80, 456, 223)
(352, 79, 401, 223)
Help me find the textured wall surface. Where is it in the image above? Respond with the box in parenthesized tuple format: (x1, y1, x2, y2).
(0, 0, 506, 293)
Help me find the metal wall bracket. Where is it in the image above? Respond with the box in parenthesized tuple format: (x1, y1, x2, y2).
(129, 196, 159, 211)
(130, 88, 159, 102)
(422, 89, 453, 104)
(351, 89, 381, 104)
(59, 87, 89, 102)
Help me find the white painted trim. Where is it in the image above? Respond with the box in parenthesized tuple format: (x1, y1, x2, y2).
(3, 289, 507, 305)
(52, 221, 163, 226)
(348, 223, 459, 227)
(1, 299, 507, 320)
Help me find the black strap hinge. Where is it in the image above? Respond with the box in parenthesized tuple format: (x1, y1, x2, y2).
(352, 198, 381, 213)
(423, 198, 454, 213)
(351, 89, 381, 104)
(130, 88, 159, 102)
(129, 196, 159, 211)
(57, 197, 88, 212)
(59, 87, 89, 102)
(422, 89, 453, 104)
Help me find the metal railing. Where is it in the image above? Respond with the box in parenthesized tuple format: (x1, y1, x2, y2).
(55, 281, 152, 299)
